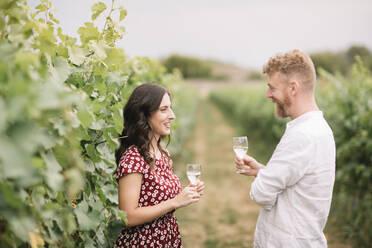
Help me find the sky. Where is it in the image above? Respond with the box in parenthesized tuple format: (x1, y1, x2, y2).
(27, 0, 372, 69)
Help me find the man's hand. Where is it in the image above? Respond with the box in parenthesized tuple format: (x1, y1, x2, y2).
(235, 154, 265, 177)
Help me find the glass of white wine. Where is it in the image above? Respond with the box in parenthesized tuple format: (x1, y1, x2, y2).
(186, 164, 201, 184)
(233, 136, 248, 173)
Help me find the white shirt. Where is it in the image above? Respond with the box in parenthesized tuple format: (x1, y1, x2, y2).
(250, 111, 336, 248)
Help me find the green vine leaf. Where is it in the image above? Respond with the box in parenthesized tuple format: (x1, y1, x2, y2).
(91, 2, 107, 21)
(74, 199, 100, 231)
(41, 150, 64, 192)
(68, 46, 86, 66)
(119, 6, 127, 21)
(78, 22, 100, 45)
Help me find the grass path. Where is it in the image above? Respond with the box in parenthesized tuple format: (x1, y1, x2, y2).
(175, 98, 260, 248)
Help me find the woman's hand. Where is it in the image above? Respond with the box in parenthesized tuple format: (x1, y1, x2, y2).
(192, 181, 205, 196)
(172, 185, 200, 209)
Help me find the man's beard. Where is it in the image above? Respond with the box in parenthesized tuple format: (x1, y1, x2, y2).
(274, 95, 291, 118)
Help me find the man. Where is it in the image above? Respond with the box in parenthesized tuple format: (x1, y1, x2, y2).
(236, 50, 336, 247)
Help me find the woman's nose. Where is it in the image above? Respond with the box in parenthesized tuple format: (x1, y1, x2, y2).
(169, 109, 176, 120)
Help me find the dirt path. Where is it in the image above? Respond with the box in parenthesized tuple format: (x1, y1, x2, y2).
(175, 95, 260, 248)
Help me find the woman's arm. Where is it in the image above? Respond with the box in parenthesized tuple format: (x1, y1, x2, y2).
(118, 173, 200, 227)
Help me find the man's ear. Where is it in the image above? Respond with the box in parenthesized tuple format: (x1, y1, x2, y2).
(288, 80, 299, 96)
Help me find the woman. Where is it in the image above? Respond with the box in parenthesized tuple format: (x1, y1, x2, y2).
(114, 83, 204, 247)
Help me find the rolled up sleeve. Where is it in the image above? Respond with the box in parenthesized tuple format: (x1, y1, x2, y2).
(250, 132, 313, 210)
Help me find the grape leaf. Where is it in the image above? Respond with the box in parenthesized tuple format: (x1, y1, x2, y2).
(91, 2, 107, 21)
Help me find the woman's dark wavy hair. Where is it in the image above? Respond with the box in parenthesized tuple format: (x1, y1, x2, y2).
(115, 83, 171, 167)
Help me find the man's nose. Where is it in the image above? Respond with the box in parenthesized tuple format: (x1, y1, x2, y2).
(266, 89, 272, 98)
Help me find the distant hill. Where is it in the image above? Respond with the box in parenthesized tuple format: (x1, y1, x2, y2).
(162, 54, 264, 83)
(208, 60, 264, 83)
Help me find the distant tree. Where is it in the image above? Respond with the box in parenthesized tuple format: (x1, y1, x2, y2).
(310, 52, 348, 75)
(163, 54, 212, 79)
(346, 45, 372, 70)
(246, 70, 264, 81)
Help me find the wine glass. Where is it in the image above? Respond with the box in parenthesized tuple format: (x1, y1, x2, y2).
(186, 164, 201, 185)
(232, 136, 248, 173)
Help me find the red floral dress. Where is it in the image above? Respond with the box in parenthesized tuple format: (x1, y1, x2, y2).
(115, 145, 183, 248)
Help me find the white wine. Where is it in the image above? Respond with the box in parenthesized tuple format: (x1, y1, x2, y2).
(233, 146, 248, 158)
(187, 171, 201, 184)
(232, 136, 248, 173)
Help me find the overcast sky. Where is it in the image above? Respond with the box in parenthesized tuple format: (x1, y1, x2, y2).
(27, 0, 372, 69)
